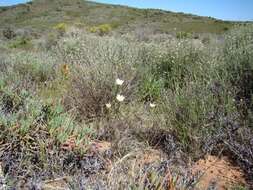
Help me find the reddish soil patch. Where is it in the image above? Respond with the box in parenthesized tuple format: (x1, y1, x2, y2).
(192, 155, 246, 190)
(89, 140, 112, 155)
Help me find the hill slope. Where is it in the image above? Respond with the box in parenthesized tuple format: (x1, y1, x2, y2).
(0, 0, 234, 35)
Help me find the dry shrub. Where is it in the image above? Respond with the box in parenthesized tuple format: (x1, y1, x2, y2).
(59, 34, 140, 121)
(2, 27, 16, 40)
(63, 63, 139, 121)
(63, 67, 115, 120)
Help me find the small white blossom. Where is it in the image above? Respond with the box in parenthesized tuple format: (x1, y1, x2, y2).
(105, 103, 112, 109)
(116, 78, 124, 86)
(116, 94, 125, 102)
(149, 103, 156, 108)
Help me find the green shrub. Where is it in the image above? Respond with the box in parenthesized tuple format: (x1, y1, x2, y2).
(39, 32, 59, 50)
(161, 83, 237, 150)
(220, 25, 253, 109)
(223, 26, 229, 31)
(176, 31, 192, 39)
(152, 42, 206, 90)
(9, 52, 57, 84)
(54, 23, 67, 36)
(2, 27, 16, 39)
(8, 37, 32, 49)
(89, 24, 112, 36)
(138, 72, 164, 102)
(201, 36, 210, 44)
(0, 88, 94, 143)
(231, 185, 249, 190)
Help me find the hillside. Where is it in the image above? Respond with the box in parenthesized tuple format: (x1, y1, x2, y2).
(0, 0, 234, 35)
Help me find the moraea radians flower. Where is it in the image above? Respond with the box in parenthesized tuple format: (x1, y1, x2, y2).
(149, 103, 156, 108)
(116, 94, 125, 102)
(105, 103, 112, 109)
(116, 78, 124, 86)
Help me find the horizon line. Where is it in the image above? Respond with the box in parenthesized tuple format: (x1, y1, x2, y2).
(0, 0, 252, 22)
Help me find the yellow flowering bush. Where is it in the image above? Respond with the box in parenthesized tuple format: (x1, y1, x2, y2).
(89, 24, 112, 36)
(54, 23, 67, 35)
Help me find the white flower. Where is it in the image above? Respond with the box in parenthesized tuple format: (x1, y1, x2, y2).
(116, 94, 125, 102)
(116, 78, 124, 86)
(105, 103, 112, 109)
(149, 103, 156, 108)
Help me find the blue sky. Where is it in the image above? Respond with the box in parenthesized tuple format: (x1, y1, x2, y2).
(0, 0, 252, 21)
(0, 0, 30, 6)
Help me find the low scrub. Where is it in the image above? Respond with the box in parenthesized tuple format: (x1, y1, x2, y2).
(0, 25, 253, 189)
